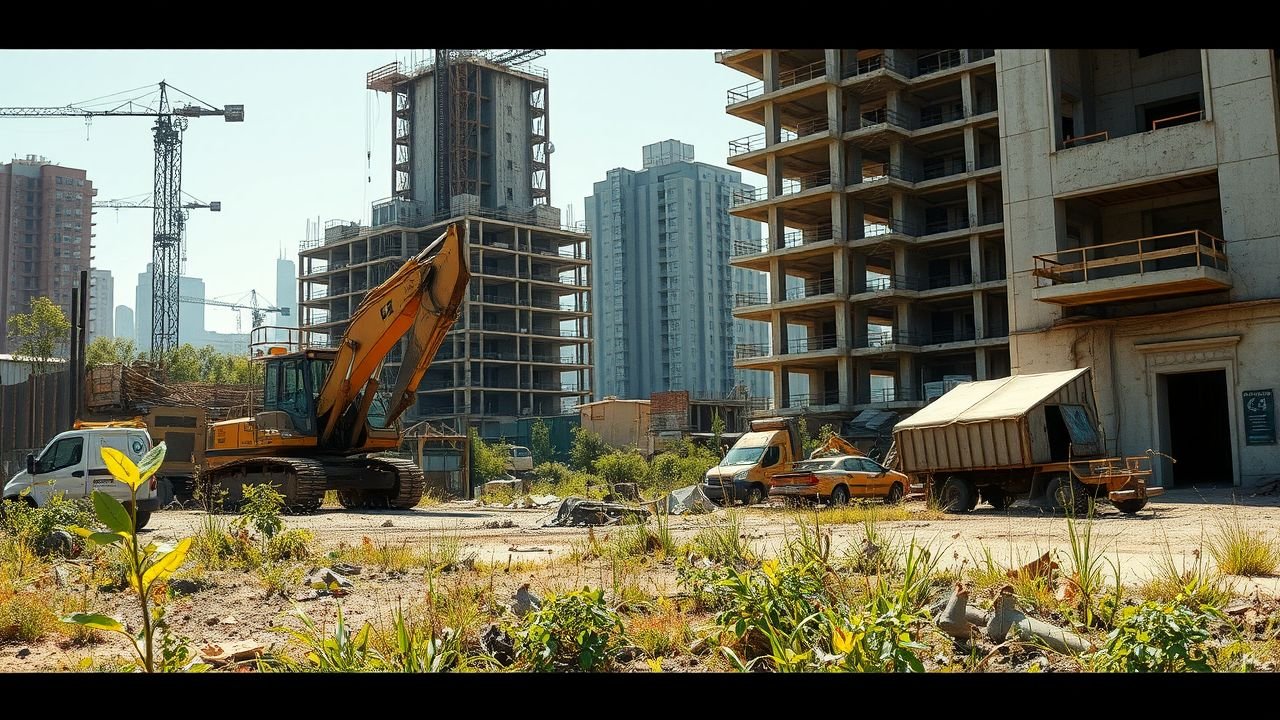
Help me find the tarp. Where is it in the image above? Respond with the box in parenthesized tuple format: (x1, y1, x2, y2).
(895, 368, 1091, 430)
(662, 484, 717, 515)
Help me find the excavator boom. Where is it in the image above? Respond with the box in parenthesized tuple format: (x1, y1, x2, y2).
(315, 223, 470, 445)
(809, 433, 864, 459)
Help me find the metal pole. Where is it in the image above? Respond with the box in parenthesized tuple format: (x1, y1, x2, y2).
(70, 286, 79, 418)
(79, 269, 88, 418)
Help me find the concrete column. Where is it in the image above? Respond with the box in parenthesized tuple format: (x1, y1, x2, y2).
(899, 354, 917, 400)
(830, 194, 847, 242)
(972, 290, 986, 338)
(850, 252, 867, 294)
(855, 358, 871, 404)
(768, 207, 784, 252)
(969, 234, 982, 282)
(768, 256, 786, 302)
(1045, 50, 1062, 147)
(960, 49, 971, 64)
(853, 303, 869, 347)
(960, 71, 975, 117)
(765, 100, 781, 146)
(772, 363, 787, 406)
(770, 308, 785, 355)
(828, 130, 845, 187)
(895, 300, 912, 342)
(844, 92, 861, 131)
(764, 50, 780, 93)
(824, 49, 840, 83)
(964, 126, 977, 170)
(893, 245, 908, 282)
(833, 246, 850, 296)
(835, 299, 852, 348)
(848, 198, 865, 239)
(838, 355, 853, 405)
(967, 179, 980, 227)
(975, 349, 989, 380)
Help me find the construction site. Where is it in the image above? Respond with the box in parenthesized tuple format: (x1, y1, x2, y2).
(2, 49, 1280, 675)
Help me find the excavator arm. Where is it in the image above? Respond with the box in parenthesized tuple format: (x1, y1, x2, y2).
(809, 434, 864, 459)
(315, 223, 470, 446)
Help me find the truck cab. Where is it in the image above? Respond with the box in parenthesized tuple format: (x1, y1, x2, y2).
(3, 427, 158, 529)
(701, 417, 799, 505)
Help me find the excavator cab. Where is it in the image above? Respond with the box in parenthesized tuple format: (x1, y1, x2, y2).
(259, 351, 334, 436)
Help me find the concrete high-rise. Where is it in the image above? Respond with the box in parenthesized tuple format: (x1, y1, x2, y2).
(275, 253, 297, 341)
(718, 50, 1009, 423)
(300, 52, 591, 437)
(135, 263, 205, 352)
(586, 140, 770, 401)
(996, 49, 1280, 490)
(0, 155, 94, 354)
(114, 305, 134, 342)
(87, 268, 113, 342)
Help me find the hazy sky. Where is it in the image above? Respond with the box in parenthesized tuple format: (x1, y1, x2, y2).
(0, 49, 764, 334)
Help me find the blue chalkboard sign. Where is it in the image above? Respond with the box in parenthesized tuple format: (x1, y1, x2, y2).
(1243, 390, 1275, 445)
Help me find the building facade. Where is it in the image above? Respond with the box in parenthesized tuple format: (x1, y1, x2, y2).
(87, 268, 113, 343)
(587, 140, 770, 401)
(718, 49, 1010, 424)
(997, 49, 1280, 489)
(0, 155, 93, 354)
(298, 53, 592, 437)
(274, 254, 297, 342)
(114, 305, 133, 342)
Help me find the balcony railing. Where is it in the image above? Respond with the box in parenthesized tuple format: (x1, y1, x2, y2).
(924, 217, 971, 235)
(727, 81, 765, 104)
(778, 60, 827, 88)
(862, 218, 920, 238)
(854, 107, 913, 131)
(735, 342, 771, 359)
(862, 330, 925, 348)
(780, 170, 833, 196)
(864, 274, 920, 292)
(733, 291, 770, 308)
(1032, 230, 1229, 288)
(842, 53, 905, 79)
(918, 104, 966, 128)
(926, 328, 977, 344)
(864, 386, 922, 403)
(729, 133, 767, 156)
(732, 186, 769, 206)
(792, 115, 830, 137)
(1151, 109, 1205, 131)
(788, 390, 841, 408)
(733, 238, 768, 256)
(781, 224, 834, 248)
(916, 49, 963, 76)
(784, 277, 836, 300)
(787, 334, 838, 354)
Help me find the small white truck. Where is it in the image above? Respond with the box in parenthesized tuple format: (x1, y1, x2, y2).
(3, 426, 159, 529)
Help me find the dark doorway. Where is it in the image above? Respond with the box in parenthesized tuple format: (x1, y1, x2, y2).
(1044, 405, 1070, 461)
(1165, 370, 1233, 486)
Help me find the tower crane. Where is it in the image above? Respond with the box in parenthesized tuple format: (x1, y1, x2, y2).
(93, 192, 221, 274)
(179, 290, 289, 334)
(0, 81, 244, 360)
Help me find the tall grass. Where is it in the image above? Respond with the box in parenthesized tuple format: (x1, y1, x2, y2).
(1208, 508, 1280, 577)
(691, 510, 754, 567)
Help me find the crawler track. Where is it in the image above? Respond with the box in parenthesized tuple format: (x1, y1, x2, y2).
(206, 456, 328, 512)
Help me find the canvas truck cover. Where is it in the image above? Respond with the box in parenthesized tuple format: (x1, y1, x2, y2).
(893, 368, 1098, 473)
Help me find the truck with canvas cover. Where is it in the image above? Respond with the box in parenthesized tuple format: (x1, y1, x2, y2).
(892, 367, 1163, 514)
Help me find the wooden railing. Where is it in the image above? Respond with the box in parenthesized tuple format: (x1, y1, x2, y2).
(1032, 230, 1228, 287)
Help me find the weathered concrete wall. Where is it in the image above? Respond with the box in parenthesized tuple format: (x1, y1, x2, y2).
(492, 74, 533, 209)
(1053, 121, 1218, 195)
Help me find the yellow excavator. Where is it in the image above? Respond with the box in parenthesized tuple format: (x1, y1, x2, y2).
(202, 223, 470, 510)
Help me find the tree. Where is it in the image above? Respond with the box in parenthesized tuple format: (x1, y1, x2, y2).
(530, 418, 555, 465)
(6, 296, 70, 375)
(469, 428, 509, 482)
(569, 427, 611, 471)
(593, 450, 649, 489)
(711, 410, 726, 457)
(85, 336, 142, 369)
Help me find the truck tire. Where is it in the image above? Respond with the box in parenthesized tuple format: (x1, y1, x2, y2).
(938, 476, 974, 514)
(829, 485, 850, 507)
(1047, 475, 1091, 516)
(1112, 499, 1148, 514)
(983, 489, 1015, 510)
(744, 484, 766, 506)
(885, 482, 904, 504)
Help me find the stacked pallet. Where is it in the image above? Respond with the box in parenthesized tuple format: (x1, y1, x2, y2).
(87, 363, 261, 421)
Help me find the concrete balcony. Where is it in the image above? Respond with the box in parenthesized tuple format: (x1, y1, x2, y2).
(1031, 230, 1231, 306)
(1052, 119, 1216, 196)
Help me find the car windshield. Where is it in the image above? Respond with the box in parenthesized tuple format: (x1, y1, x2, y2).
(722, 446, 765, 465)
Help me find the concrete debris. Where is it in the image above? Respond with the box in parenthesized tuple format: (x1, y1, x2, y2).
(304, 567, 356, 593)
(529, 494, 560, 507)
(52, 564, 74, 589)
(43, 529, 77, 558)
(508, 546, 551, 553)
(480, 623, 514, 665)
(331, 562, 362, 576)
(15, 648, 30, 659)
(544, 497, 650, 527)
(199, 641, 264, 665)
(380, 519, 394, 527)
(481, 518, 518, 529)
(511, 583, 542, 618)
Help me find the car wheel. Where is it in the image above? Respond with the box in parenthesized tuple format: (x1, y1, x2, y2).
(829, 485, 850, 507)
(885, 482, 904, 504)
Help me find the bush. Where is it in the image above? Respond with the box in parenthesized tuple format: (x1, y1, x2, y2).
(569, 427, 611, 471)
(593, 450, 649, 489)
(0, 589, 56, 642)
(649, 445, 719, 495)
(530, 419, 555, 465)
(532, 462, 572, 486)
(469, 429, 509, 482)
(1091, 598, 1222, 672)
(267, 529, 314, 562)
(1208, 509, 1280, 577)
(512, 587, 625, 672)
(1, 493, 96, 555)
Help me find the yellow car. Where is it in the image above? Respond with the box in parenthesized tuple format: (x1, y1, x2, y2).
(769, 455, 908, 506)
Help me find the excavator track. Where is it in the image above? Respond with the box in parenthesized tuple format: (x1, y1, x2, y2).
(206, 457, 328, 513)
(336, 456, 425, 510)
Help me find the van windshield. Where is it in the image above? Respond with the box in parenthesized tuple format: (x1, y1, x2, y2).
(722, 446, 765, 465)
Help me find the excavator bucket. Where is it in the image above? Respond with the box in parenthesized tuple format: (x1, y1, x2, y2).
(316, 223, 470, 445)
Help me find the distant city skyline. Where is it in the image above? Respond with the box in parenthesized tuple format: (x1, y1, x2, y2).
(0, 50, 764, 336)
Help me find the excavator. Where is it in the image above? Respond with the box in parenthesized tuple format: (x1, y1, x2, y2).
(807, 433, 864, 460)
(201, 223, 470, 510)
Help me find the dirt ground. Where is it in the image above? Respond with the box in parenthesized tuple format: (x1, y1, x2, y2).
(3, 484, 1277, 671)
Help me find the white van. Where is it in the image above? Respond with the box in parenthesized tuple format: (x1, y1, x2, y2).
(505, 446, 534, 473)
(3, 427, 159, 529)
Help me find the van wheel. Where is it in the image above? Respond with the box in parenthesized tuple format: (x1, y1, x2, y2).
(938, 476, 974, 514)
(830, 485, 850, 507)
(133, 511, 152, 531)
(885, 483, 904, 504)
(743, 484, 765, 506)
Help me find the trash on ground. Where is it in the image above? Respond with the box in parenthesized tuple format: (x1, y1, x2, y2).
(544, 497, 650, 527)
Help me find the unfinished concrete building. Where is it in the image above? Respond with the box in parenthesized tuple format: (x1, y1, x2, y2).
(299, 51, 591, 437)
(718, 50, 1010, 423)
(998, 49, 1280, 490)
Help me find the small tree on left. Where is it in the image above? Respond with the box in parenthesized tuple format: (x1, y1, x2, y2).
(6, 296, 70, 375)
